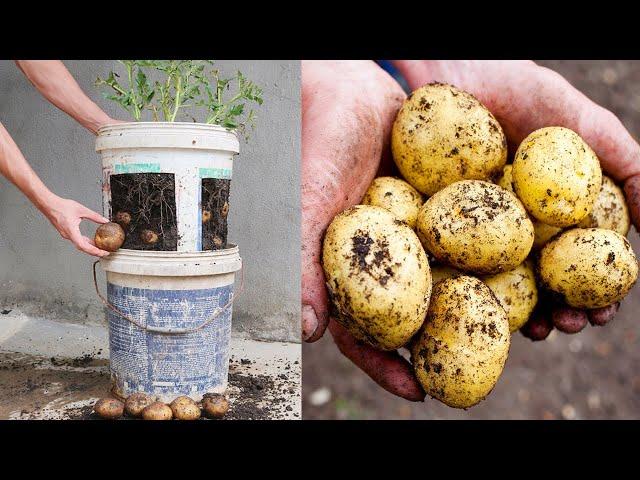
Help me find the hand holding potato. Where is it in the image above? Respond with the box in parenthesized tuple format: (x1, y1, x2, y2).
(302, 59, 640, 402)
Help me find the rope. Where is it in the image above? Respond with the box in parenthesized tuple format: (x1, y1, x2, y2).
(92, 259, 244, 335)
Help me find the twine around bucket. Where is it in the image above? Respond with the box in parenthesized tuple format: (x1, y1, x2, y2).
(92, 260, 244, 335)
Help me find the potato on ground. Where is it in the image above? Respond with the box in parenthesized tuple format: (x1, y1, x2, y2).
(202, 393, 229, 419)
(481, 260, 538, 333)
(578, 175, 630, 235)
(496, 164, 563, 249)
(538, 228, 638, 309)
(362, 176, 423, 229)
(411, 276, 510, 409)
(94, 398, 124, 419)
(323, 205, 431, 351)
(124, 392, 153, 418)
(170, 396, 201, 420)
(512, 127, 602, 227)
(417, 180, 534, 274)
(141, 402, 173, 420)
(391, 83, 507, 196)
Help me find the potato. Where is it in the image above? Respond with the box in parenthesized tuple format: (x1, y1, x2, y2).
(140, 229, 159, 245)
(94, 222, 125, 252)
(93, 398, 124, 419)
(417, 180, 534, 274)
(202, 209, 212, 223)
(538, 228, 638, 309)
(551, 306, 588, 334)
(170, 396, 201, 420)
(202, 393, 229, 419)
(323, 205, 432, 351)
(578, 175, 630, 235)
(481, 260, 538, 333)
(124, 392, 153, 418)
(496, 165, 562, 249)
(114, 211, 131, 228)
(391, 83, 507, 196)
(512, 127, 602, 227)
(411, 276, 510, 409)
(362, 177, 423, 229)
(430, 264, 463, 286)
(520, 310, 554, 341)
(141, 402, 173, 420)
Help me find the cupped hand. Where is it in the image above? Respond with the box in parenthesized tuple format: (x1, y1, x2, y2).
(43, 195, 110, 257)
(393, 60, 640, 336)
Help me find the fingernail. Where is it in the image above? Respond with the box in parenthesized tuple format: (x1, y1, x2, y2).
(302, 304, 318, 341)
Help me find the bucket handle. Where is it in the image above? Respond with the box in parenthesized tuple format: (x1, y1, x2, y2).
(92, 260, 244, 335)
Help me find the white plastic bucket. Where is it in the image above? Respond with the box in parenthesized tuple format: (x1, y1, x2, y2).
(95, 245, 242, 402)
(96, 122, 240, 252)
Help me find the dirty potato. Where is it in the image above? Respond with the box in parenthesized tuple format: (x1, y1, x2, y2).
(170, 396, 201, 420)
(538, 228, 638, 309)
(94, 398, 124, 419)
(481, 260, 538, 332)
(322, 205, 431, 351)
(391, 83, 507, 196)
(496, 165, 562, 249)
(578, 175, 630, 235)
(141, 402, 173, 420)
(124, 392, 153, 418)
(362, 176, 423, 229)
(512, 127, 602, 227)
(411, 276, 511, 409)
(94, 222, 125, 252)
(417, 180, 534, 274)
(202, 393, 229, 419)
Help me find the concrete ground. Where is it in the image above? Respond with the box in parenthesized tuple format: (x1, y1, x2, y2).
(0, 310, 300, 420)
(303, 60, 640, 420)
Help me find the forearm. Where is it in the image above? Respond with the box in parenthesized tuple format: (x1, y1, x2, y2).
(15, 60, 112, 134)
(0, 122, 56, 213)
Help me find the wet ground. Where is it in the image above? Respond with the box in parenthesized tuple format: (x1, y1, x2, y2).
(303, 60, 640, 420)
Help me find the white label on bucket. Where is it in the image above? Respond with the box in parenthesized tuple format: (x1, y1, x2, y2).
(107, 283, 232, 398)
(115, 163, 161, 174)
(199, 167, 232, 179)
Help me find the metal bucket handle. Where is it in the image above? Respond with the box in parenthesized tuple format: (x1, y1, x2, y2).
(92, 260, 244, 335)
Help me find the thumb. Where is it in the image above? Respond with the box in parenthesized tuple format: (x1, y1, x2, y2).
(302, 242, 330, 342)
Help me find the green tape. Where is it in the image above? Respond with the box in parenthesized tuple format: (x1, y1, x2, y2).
(115, 163, 161, 173)
(199, 167, 232, 180)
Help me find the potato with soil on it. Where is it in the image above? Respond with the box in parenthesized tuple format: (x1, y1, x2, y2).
(323, 205, 432, 351)
(411, 276, 511, 409)
(124, 392, 153, 418)
(94, 398, 124, 419)
(391, 82, 508, 197)
(496, 164, 563, 249)
(141, 402, 173, 420)
(94, 222, 125, 252)
(202, 393, 229, 419)
(140, 229, 159, 245)
(481, 260, 538, 333)
(512, 127, 602, 227)
(114, 211, 131, 228)
(578, 175, 630, 235)
(170, 396, 201, 420)
(538, 228, 638, 309)
(417, 180, 534, 275)
(362, 176, 424, 229)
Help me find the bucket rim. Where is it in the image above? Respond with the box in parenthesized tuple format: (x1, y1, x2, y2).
(97, 122, 238, 137)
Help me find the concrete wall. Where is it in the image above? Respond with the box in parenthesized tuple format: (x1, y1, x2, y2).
(0, 60, 300, 343)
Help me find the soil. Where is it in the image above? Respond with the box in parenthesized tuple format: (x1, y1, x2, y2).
(110, 173, 178, 251)
(303, 60, 640, 420)
(201, 178, 231, 250)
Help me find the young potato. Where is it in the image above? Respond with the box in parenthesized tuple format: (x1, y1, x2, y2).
(391, 83, 507, 196)
(170, 396, 201, 420)
(94, 222, 125, 252)
(512, 127, 602, 227)
(93, 398, 124, 419)
(362, 176, 423, 229)
(539, 228, 638, 309)
(141, 402, 173, 420)
(124, 392, 153, 418)
(578, 176, 630, 236)
(323, 205, 432, 351)
(411, 276, 510, 409)
(481, 260, 538, 333)
(417, 180, 534, 275)
(496, 165, 563, 249)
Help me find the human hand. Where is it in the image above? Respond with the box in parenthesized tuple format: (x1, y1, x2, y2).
(42, 194, 111, 257)
(392, 60, 640, 337)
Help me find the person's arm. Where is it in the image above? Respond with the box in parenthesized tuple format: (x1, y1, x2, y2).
(0, 121, 109, 256)
(14, 60, 115, 135)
